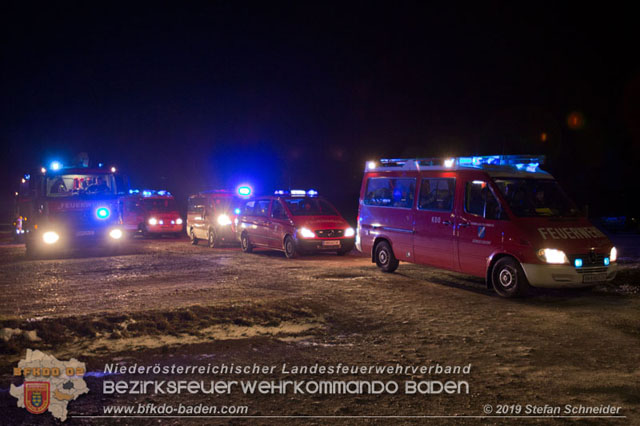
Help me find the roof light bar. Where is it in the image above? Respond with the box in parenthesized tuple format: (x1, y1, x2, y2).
(369, 155, 546, 172)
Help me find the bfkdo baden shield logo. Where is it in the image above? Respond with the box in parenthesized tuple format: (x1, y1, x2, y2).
(24, 381, 50, 414)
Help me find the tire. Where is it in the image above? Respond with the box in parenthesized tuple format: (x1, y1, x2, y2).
(25, 239, 40, 258)
(375, 240, 399, 272)
(491, 257, 530, 298)
(141, 224, 150, 239)
(207, 229, 218, 248)
(240, 232, 253, 253)
(284, 235, 297, 259)
(190, 229, 199, 245)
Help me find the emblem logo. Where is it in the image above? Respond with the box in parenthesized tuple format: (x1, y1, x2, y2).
(477, 226, 486, 239)
(24, 381, 50, 415)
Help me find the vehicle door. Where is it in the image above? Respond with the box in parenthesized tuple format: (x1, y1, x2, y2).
(457, 178, 507, 276)
(188, 197, 207, 239)
(240, 199, 271, 246)
(267, 199, 290, 248)
(413, 176, 457, 270)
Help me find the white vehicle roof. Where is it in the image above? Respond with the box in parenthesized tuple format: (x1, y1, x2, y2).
(365, 155, 554, 179)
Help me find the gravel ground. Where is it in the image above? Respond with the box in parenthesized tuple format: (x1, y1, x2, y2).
(0, 236, 639, 425)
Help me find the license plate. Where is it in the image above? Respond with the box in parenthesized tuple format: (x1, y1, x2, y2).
(76, 230, 95, 237)
(583, 273, 607, 283)
(322, 240, 341, 247)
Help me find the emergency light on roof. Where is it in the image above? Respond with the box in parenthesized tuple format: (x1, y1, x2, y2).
(274, 189, 319, 197)
(237, 185, 252, 197)
(370, 155, 546, 173)
(50, 161, 62, 171)
(130, 189, 172, 197)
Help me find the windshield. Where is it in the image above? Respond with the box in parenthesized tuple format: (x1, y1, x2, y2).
(143, 198, 177, 211)
(46, 174, 116, 197)
(284, 198, 339, 216)
(493, 178, 582, 217)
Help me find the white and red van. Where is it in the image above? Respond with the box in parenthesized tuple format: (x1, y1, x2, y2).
(237, 190, 355, 258)
(356, 155, 618, 297)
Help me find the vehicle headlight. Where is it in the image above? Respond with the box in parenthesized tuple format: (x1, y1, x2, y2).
(109, 229, 123, 240)
(43, 231, 59, 244)
(148, 217, 158, 225)
(610, 247, 617, 263)
(344, 227, 355, 237)
(176, 218, 183, 225)
(217, 214, 232, 226)
(299, 227, 316, 238)
(537, 248, 569, 264)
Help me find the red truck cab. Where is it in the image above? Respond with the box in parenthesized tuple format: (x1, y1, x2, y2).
(122, 190, 183, 237)
(357, 156, 618, 297)
(237, 190, 355, 258)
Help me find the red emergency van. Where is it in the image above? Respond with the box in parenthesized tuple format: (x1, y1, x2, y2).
(122, 190, 183, 237)
(237, 190, 355, 258)
(357, 155, 618, 297)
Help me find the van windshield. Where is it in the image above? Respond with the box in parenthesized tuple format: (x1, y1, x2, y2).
(284, 198, 339, 216)
(143, 198, 177, 211)
(493, 178, 582, 217)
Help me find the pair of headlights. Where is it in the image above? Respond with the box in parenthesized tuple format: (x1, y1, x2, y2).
(298, 227, 355, 239)
(537, 247, 617, 264)
(149, 217, 183, 226)
(42, 228, 123, 244)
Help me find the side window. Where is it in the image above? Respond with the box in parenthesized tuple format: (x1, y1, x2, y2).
(465, 181, 504, 220)
(188, 198, 204, 214)
(271, 201, 287, 220)
(243, 200, 256, 215)
(418, 178, 455, 211)
(364, 178, 415, 208)
(256, 200, 271, 216)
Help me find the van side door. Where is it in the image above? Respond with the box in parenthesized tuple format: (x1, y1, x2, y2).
(413, 177, 457, 270)
(268, 199, 290, 248)
(457, 179, 507, 276)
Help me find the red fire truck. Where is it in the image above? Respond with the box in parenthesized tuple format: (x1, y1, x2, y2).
(357, 155, 618, 297)
(15, 163, 128, 256)
(122, 190, 183, 237)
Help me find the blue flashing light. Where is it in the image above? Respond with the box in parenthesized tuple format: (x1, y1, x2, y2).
(526, 162, 539, 172)
(237, 185, 252, 197)
(290, 189, 306, 196)
(234, 208, 241, 215)
(96, 207, 111, 220)
(274, 190, 288, 195)
(50, 161, 62, 171)
(24, 174, 30, 180)
(142, 190, 153, 197)
(307, 189, 318, 197)
(604, 257, 610, 266)
(574, 258, 583, 268)
(98, 163, 104, 168)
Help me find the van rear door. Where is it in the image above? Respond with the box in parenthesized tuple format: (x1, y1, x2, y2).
(413, 176, 457, 269)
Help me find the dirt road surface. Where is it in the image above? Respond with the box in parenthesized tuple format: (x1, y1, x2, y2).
(1, 237, 639, 425)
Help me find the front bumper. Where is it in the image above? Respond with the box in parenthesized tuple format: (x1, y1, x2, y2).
(146, 224, 182, 233)
(296, 238, 355, 252)
(29, 226, 125, 249)
(521, 263, 618, 288)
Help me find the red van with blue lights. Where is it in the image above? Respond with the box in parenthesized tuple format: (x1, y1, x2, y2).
(122, 190, 183, 237)
(237, 190, 355, 258)
(15, 163, 128, 256)
(356, 155, 618, 297)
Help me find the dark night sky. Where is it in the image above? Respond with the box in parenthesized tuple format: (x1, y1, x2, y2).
(2, 2, 639, 221)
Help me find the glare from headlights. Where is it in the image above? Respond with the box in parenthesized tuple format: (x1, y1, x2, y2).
(109, 229, 123, 240)
(217, 214, 232, 226)
(176, 218, 183, 225)
(148, 217, 158, 225)
(537, 248, 568, 264)
(344, 227, 355, 237)
(299, 227, 316, 238)
(610, 247, 617, 263)
(43, 231, 59, 244)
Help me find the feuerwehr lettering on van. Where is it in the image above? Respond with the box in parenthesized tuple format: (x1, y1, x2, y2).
(537, 227, 605, 240)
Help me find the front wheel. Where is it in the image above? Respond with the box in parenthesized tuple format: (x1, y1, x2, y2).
(284, 235, 297, 259)
(207, 229, 218, 248)
(491, 257, 529, 297)
(190, 229, 199, 245)
(375, 241, 399, 272)
(240, 232, 253, 253)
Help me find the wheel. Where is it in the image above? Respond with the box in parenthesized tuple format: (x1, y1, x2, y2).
(190, 229, 199, 245)
(240, 232, 253, 253)
(207, 229, 218, 248)
(491, 257, 529, 297)
(375, 241, 399, 272)
(141, 224, 150, 238)
(25, 239, 40, 258)
(284, 235, 297, 259)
